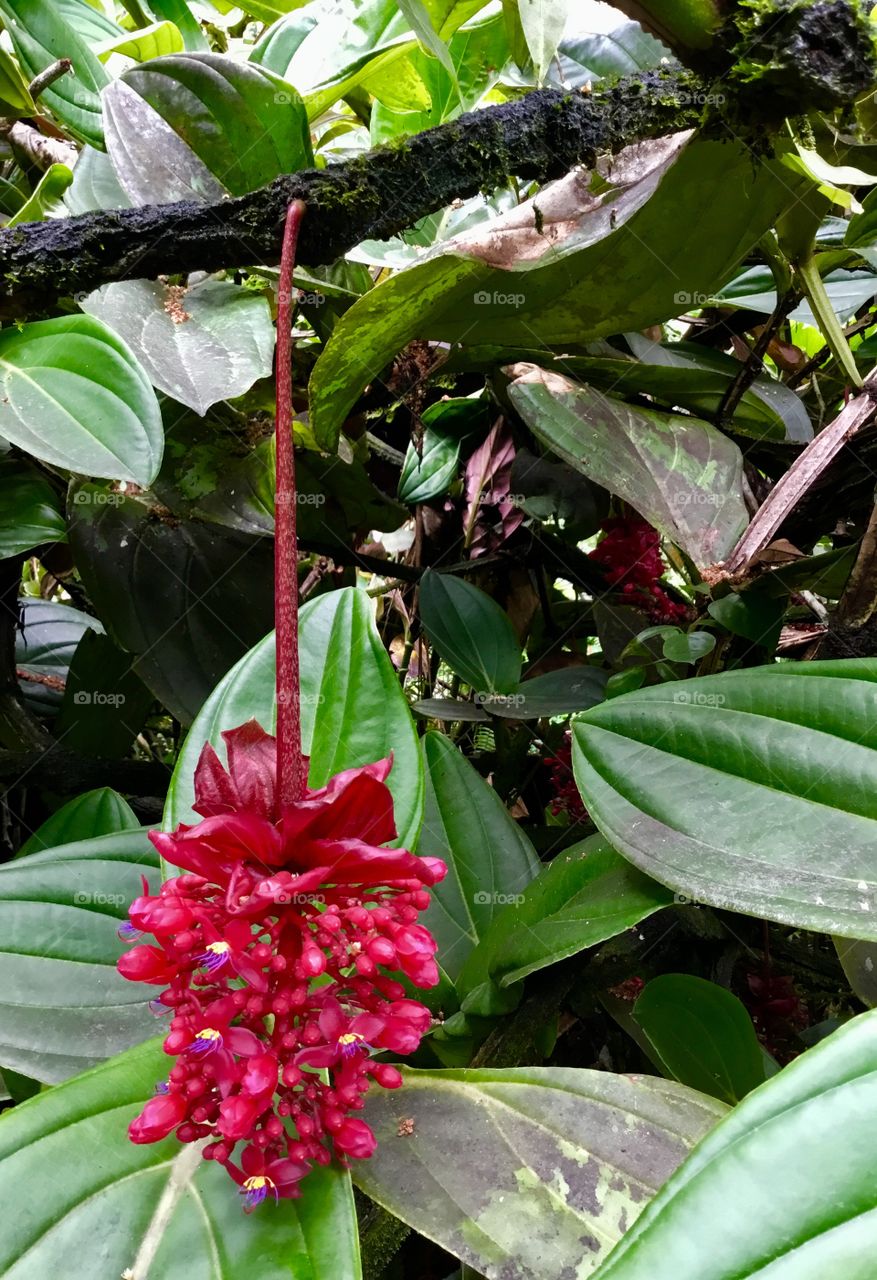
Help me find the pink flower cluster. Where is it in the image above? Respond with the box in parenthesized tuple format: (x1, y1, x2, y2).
(118, 721, 446, 1209)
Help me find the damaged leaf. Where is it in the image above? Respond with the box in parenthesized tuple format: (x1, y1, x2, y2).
(355, 1065, 726, 1280)
(506, 364, 749, 568)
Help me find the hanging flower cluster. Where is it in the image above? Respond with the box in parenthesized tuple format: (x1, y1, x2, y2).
(118, 721, 446, 1209)
(589, 516, 688, 624)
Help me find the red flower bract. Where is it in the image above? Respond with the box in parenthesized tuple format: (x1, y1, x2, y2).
(119, 721, 446, 1203)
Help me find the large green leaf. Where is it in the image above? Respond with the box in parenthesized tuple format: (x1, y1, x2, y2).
(355, 1065, 726, 1280)
(0, 317, 163, 486)
(572, 660, 877, 941)
(0, 830, 159, 1082)
(164, 588, 423, 849)
(310, 136, 802, 448)
(17, 789, 139, 858)
(632, 975, 768, 1104)
(419, 569, 522, 695)
(0, 458, 66, 558)
(462, 833, 673, 989)
(103, 77, 226, 206)
(0, 0, 110, 146)
(418, 731, 540, 981)
(80, 279, 275, 415)
(0, 1037, 361, 1278)
(592, 1010, 877, 1279)
(122, 52, 312, 196)
(506, 364, 749, 568)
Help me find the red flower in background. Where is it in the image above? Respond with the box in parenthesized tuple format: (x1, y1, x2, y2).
(589, 516, 688, 624)
(119, 720, 446, 1205)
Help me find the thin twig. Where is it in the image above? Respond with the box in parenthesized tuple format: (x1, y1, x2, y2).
(716, 289, 800, 429)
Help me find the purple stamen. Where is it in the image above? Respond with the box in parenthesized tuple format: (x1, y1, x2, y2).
(117, 920, 142, 942)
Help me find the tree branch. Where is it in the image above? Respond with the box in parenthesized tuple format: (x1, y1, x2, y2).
(0, 742, 169, 797)
(0, 69, 704, 320)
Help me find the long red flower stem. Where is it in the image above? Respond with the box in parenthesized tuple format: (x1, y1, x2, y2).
(275, 199, 307, 809)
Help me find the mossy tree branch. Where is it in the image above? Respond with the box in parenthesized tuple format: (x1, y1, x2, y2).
(0, 69, 707, 320)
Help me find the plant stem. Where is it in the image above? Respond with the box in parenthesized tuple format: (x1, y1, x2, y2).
(275, 200, 307, 809)
(796, 252, 863, 390)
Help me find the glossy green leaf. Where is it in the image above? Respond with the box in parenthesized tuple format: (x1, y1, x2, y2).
(507, 364, 748, 568)
(397, 395, 487, 503)
(518, 0, 573, 80)
(0, 830, 159, 1082)
(420, 569, 522, 694)
(122, 52, 312, 196)
(309, 136, 801, 448)
(80, 279, 275, 415)
(418, 731, 539, 980)
(572, 660, 877, 941)
(412, 696, 490, 722)
(484, 666, 609, 719)
(163, 588, 423, 849)
(145, 0, 208, 50)
(355, 1065, 726, 1280)
(6, 163, 73, 227)
(632, 975, 767, 1104)
(707, 590, 785, 650)
(0, 458, 65, 557)
(0, 0, 110, 146)
(17, 789, 139, 858)
(15, 600, 103, 718)
(0, 316, 163, 485)
(398, 427, 461, 503)
(593, 1010, 877, 1279)
(97, 19, 184, 61)
(661, 630, 716, 663)
(559, 17, 666, 86)
(0, 1037, 362, 1278)
(103, 76, 226, 206)
(55, 0, 122, 45)
(462, 834, 673, 989)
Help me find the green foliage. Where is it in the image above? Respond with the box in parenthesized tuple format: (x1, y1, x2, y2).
(1, 2, 877, 1274)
